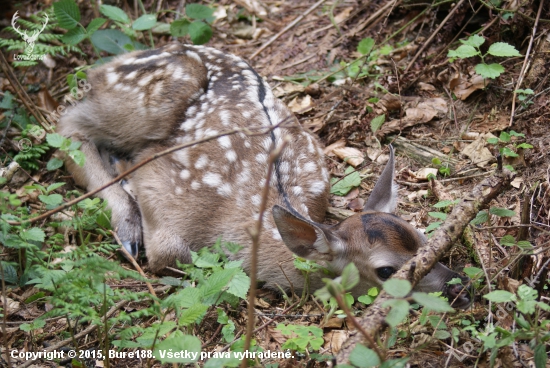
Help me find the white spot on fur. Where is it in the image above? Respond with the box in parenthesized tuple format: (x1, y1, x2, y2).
(226, 150, 237, 162)
(217, 183, 232, 197)
(175, 187, 183, 195)
(271, 228, 282, 241)
(186, 51, 202, 63)
(203, 172, 222, 187)
(138, 74, 153, 86)
(125, 71, 137, 79)
(220, 110, 231, 126)
(106, 72, 119, 85)
(195, 154, 209, 169)
(256, 153, 267, 164)
(303, 162, 317, 173)
(218, 135, 231, 148)
(309, 181, 326, 195)
(191, 181, 201, 190)
(279, 161, 290, 174)
(180, 169, 190, 180)
(292, 186, 303, 195)
(262, 137, 272, 151)
(251, 194, 261, 207)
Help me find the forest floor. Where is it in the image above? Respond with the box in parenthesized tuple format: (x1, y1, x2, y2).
(1, 0, 549, 367)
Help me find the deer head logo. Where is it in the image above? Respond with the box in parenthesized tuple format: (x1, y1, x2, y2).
(11, 11, 49, 55)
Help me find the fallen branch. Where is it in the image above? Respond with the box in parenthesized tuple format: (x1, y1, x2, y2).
(336, 160, 514, 364)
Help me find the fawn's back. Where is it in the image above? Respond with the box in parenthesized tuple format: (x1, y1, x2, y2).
(58, 43, 472, 307)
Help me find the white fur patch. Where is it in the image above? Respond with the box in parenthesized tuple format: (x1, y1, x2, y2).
(203, 172, 222, 187)
(309, 181, 326, 195)
(217, 183, 232, 197)
(195, 154, 209, 169)
(191, 181, 201, 190)
(218, 135, 231, 148)
(303, 162, 317, 173)
(226, 150, 237, 162)
(180, 169, 191, 180)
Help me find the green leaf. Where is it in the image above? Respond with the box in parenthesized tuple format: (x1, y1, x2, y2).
(20, 228, 45, 242)
(54, 0, 81, 30)
(133, 14, 157, 31)
(487, 42, 521, 57)
(154, 331, 201, 363)
(0, 262, 18, 284)
(186, 4, 214, 21)
(188, 21, 213, 45)
(428, 212, 447, 220)
(501, 147, 518, 157)
(170, 19, 190, 37)
(463, 267, 483, 279)
(425, 221, 442, 233)
(370, 114, 385, 133)
(412, 292, 454, 312)
(383, 299, 410, 327)
(447, 45, 478, 58)
(461, 34, 485, 48)
(201, 268, 238, 304)
(46, 133, 66, 148)
(226, 270, 250, 299)
(0, 91, 14, 109)
(86, 18, 106, 34)
(100, 5, 130, 24)
(349, 344, 380, 368)
(516, 143, 533, 149)
(357, 37, 375, 55)
(475, 63, 504, 79)
(91, 29, 132, 55)
(489, 207, 515, 217)
(46, 158, 64, 171)
(483, 290, 515, 303)
(517, 284, 537, 301)
(47, 182, 65, 192)
(434, 330, 451, 339)
(499, 131, 511, 142)
(534, 343, 546, 368)
(330, 166, 361, 196)
(383, 279, 411, 298)
(178, 303, 208, 326)
(470, 210, 488, 225)
(69, 150, 85, 166)
(433, 199, 459, 208)
(61, 27, 87, 45)
(341, 263, 360, 290)
(487, 137, 499, 144)
(39, 194, 63, 206)
(499, 235, 516, 246)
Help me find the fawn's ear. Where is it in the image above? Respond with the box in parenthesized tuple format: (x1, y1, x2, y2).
(272, 205, 338, 261)
(364, 145, 398, 213)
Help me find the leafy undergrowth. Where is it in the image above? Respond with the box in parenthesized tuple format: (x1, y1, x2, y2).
(1, 0, 550, 367)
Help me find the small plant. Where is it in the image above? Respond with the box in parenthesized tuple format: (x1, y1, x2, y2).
(170, 4, 216, 45)
(447, 35, 521, 79)
(487, 130, 533, 169)
(330, 166, 362, 196)
(276, 323, 324, 354)
(431, 157, 451, 177)
(45, 133, 85, 170)
(515, 88, 534, 108)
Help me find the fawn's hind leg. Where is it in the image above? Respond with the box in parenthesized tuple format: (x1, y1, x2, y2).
(57, 129, 142, 256)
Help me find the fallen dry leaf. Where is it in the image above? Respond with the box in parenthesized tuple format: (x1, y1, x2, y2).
(414, 168, 438, 180)
(450, 72, 487, 100)
(461, 133, 496, 167)
(288, 95, 313, 113)
(333, 147, 364, 167)
(324, 139, 346, 156)
(323, 330, 349, 354)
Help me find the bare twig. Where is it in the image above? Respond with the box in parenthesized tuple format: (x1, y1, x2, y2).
(509, 0, 544, 126)
(249, 0, 327, 60)
(240, 138, 289, 368)
(405, 0, 466, 73)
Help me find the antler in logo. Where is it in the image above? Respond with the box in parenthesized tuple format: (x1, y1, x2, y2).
(11, 11, 49, 55)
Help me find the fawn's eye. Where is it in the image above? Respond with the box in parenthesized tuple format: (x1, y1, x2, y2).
(376, 267, 396, 280)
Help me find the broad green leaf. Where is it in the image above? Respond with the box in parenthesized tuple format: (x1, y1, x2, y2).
(487, 137, 499, 144)
(330, 166, 361, 196)
(0, 262, 18, 284)
(20, 227, 45, 242)
(154, 331, 201, 363)
(383, 279, 411, 298)
(188, 21, 213, 45)
(534, 343, 546, 368)
(341, 263, 360, 290)
(61, 27, 86, 45)
(86, 18, 106, 34)
(447, 45, 478, 58)
(428, 212, 447, 220)
(47, 182, 65, 192)
(425, 221, 442, 233)
(489, 207, 515, 217)
(54, 0, 81, 29)
(46, 133, 66, 148)
(178, 303, 208, 326)
(517, 285, 537, 301)
(201, 268, 238, 304)
(370, 114, 385, 133)
(0, 91, 14, 109)
(91, 29, 132, 55)
(470, 210, 488, 225)
(463, 267, 483, 279)
(226, 270, 250, 299)
(349, 344, 380, 368)
(433, 199, 459, 208)
(162, 287, 201, 308)
(434, 330, 451, 339)
(100, 5, 130, 23)
(68, 150, 85, 166)
(39, 194, 63, 206)
(483, 290, 515, 303)
(461, 34, 485, 48)
(186, 4, 214, 21)
(170, 19, 190, 37)
(499, 235, 516, 246)
(501, 147, 518, 157)
(46, 157, 64, 171)
(412, 292, 454, 312)
(499, 131, 511, 142)
(516, 143, 533, 149)
(487, 42, 521, 57)
(133, 14, 157, 30)
(357, 37, 375, 55)
(475, 63, 504, 79)
(383, 299, 410, 327)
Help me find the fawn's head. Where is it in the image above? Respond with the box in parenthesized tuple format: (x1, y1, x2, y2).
(272, 146, 472, 308)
